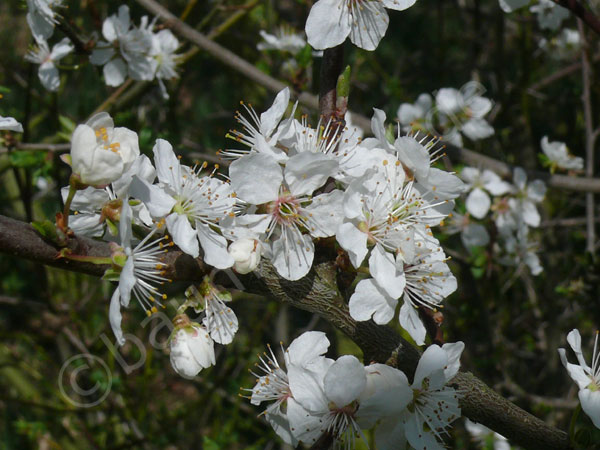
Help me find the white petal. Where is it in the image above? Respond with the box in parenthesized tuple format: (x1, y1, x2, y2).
(399, 301, 426, 346)
(520, 200, 541, 227)
(413, 345, 448, 388)
(349, 2, 389, 51)
(466, 187, 491, 219)
(461, 224, 490, 248)
(229, 153, 282, 204)
(166, 213, 199, 257)
(306, 0, 352, 50)
(288, 366, 328, 412)
(527, 180, 547, 203)
(129, 175, 176, 218)
(375, 417, 407, 450)
(381, 0, 417, 10)
(260, 87, 289, 137)
(153, 138, 181, 188)
(109, 290, 125, 346)
(303, 190, 344, 238)
(441, 341, 464, 381)
(336, 221, 368, 267)
(38, 62, 60, 91)
(369, 245, 406, 299)
(324, 355, 366, 407)
(349, 278, 397, 325)
(196, 222, 234, 269)
(286, 398, 327, 444)
(271, 227, 314, 280)
(103, 58, 128, 87)
(286, 331, 330, 367)
(579, 389, 600, 429)
(285, 152, 338, 196)
(0, 116, 23, 132)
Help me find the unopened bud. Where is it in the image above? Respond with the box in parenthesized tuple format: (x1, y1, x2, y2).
(169, 314, 215, 378)
(228, 238, 262, 274)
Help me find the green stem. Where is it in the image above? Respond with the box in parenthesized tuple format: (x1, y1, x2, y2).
(62, 182, 77, 229)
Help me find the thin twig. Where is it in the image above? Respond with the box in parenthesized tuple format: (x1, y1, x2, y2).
(577, 20, 596, 253)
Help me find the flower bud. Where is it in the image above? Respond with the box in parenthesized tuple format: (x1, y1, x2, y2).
(70, 112, 139, 186)
(228, 238, 261, 274)
(169, 314, 215, 378)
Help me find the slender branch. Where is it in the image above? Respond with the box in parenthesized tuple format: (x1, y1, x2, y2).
(577, 20, 596, 253)
(444, 143, 600, 193)
(552, 0, 600, 36)
(0, 213, 572, 449)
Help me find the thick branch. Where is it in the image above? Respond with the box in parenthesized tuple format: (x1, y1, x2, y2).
(0, 214, 571, 449)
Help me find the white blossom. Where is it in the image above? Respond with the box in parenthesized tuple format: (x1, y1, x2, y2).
(435, 86, 494, 146)
(229, 152, 342, 280)
(228, 238, 262, 274)
(541, 136, 583, 171)
(559, 329, 600, 429)
(130, 139, 236, 269)
(108, 201, 170, 346)
(530, 0, 569, 30)
(222, 87, 295, 162)
(461, 167, 512, 219)
(376, 343, 464, 450)
(257, 28, 307, 54)
(169, 315, 215, 378)
(0, 116, 23, 133)
(26, 0, 62, 43)
(25, 38, 74, 92)
(305, 0, 418, 51)
(70, 112, 140, 186)
(245, 331, 333, 446)
(90, 5, 155, 87)
(510, 167, 546, 228)
(151, 29, 180, 99)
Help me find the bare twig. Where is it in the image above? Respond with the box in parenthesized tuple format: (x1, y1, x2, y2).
(577, 20, 596, 253)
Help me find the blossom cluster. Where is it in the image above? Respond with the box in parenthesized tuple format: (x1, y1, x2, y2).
(397, 83, 495, 147)
(62, 83, 464, 360)
(246, 331, 465, 449)
(24, 3, 180, 98)
(448, 166, 546, 275)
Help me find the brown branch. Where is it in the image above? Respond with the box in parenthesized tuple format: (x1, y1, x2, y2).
(577, 20, 596, 253)
(0, 213, 571, 449)
(444, 143, 600, 193)
(552, 0, 600, 36)
(318, 46, 345, 120)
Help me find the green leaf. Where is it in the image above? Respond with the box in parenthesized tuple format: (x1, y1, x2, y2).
(8, 151, 45, 169)
(58, 115, 76, 134)
(31, 220, 59, 242)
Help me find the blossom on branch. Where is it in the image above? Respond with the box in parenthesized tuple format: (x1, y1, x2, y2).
(305, 0, 418, 51)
